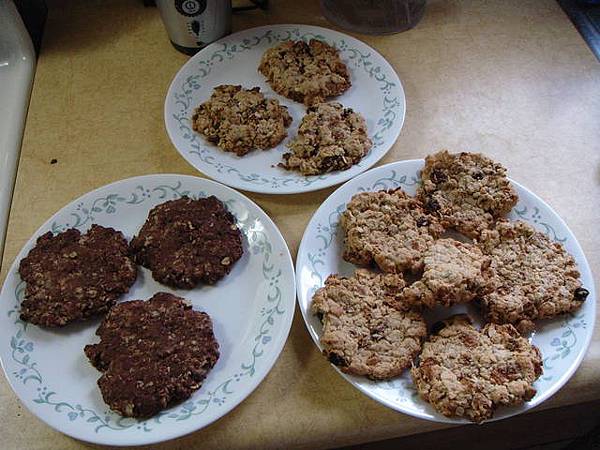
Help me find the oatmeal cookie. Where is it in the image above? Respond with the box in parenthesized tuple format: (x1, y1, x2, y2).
(280, 102, 372, 175)
(401, 239, 493, 308)
(479, 220, 588, 334)
(84, 292, 219, 418)
(18, 225, 137, 327)
(311, 269, 427, 380)
(129, 196, 243, 289)
(411, 315, 542, 423)
(341, 189, 444, 273)
(191, 84, 292, 156)
(258, 39, 351, 105)
(417, 150, 518, 238)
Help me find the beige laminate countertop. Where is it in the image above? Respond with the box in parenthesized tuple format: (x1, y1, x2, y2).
(1, 0, 599, 449)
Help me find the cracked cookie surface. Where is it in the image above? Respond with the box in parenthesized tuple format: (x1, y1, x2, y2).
(417, 150, 518, 239)
(84, 292, 219, 418)
(258, 39, 351, 105)
(411, 315, 542, 423)
(280, 102, 372, 175)
(311, 269, 426, 380)
(401, 239, 493, 308)
(18, 225, 137, 327)
(341, 189, 444, 273)
(479, 220, 588, 334)
(191, 84, 292, 156)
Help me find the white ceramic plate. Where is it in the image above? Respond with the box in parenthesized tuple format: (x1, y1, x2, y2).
(0, 175, 296, 446)
(165, 24, 405, 194)
(296, 160, 596, 423)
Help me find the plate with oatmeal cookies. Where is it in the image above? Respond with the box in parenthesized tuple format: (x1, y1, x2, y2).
(165, 24, 405, 194)
(0, 175, 296, 445)
(296, 151, 595, 423)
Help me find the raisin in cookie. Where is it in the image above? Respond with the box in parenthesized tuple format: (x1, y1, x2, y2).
(311, 269, 427, 380)
(129, 196, 243, 289)
(18, 225, 137, 327)
(191, 85, 292, 156)
(84, 292, 219, 418)
(341, 189, 444, 273)
(411, 315, 542, 423)
(479, 220, 588, 334)
(280, 102, 372, 175)
(401, 239, 494, 308)
(417, 150, 518, 239)
(258, 39, 351, 105)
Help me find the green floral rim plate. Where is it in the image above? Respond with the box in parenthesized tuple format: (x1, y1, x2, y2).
(295, 159, 596, 423)
(165, 24, 406, 194)
(0, 175, 296, 446)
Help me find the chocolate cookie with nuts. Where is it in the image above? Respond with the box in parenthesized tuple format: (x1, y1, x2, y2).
(18, 225, 137, 327)
(84, 292, 219, 418)
(129, 196, 243, 289)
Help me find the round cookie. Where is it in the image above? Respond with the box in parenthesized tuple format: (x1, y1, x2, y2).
(311, 269, 427, 380)
(411, 315, 543, 423)
(84, 292, 219, 418)
(18, 225, 137, 327)
(401, 238, 494, 308)
(417, 150, 518, 239)
(258, 39, 351, 106)
(191, 84, 292, 156)
(129, 196, 243, 289)
(479, 220, 588, 334)
(280, 102, 372, 175)
(341, 189, 444, 273)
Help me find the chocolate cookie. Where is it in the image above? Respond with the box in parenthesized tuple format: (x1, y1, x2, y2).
(479, 220, 588, 334)
(280, 102, 372, 175)
(258, 39, 351, 105)
(341, 189, 444, 273)
(191, 85, 292, 156)
(411, 315, 543, 423)
(417, 150, 518, 239)
(401, 239, 494, 308)
(18, 225, 137, 327)
(312, 269, 427, 380)
(129, 196, 243, 289)
(84, 292, 219, 418)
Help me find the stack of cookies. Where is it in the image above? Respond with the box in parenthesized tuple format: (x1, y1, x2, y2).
(191, 39, 373, 176)
(18, 196, 243, 418)
(311, 150, 589, 423)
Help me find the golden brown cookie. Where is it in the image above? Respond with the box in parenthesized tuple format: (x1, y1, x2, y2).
(411, 315, 542, 423)
(312, 269, 427, 380)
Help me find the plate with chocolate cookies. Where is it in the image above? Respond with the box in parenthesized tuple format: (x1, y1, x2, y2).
(165, 24, 405, 194)
(0, 175, 295, 445)
(296, 151, 595, 424)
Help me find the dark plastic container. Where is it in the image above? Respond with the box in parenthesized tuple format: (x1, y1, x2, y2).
(321, 0, 426, 35)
